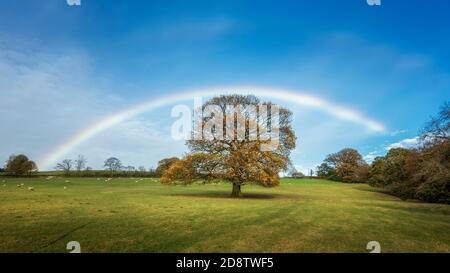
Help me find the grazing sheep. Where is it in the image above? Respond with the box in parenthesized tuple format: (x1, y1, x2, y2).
(28, 187, 34, 191)
(64, 186, 67, 190)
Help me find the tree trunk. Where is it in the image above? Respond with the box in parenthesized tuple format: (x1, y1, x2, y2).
(231, 183, 242, 198)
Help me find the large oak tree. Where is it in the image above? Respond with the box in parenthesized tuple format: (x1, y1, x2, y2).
(161, 94, 296, 197)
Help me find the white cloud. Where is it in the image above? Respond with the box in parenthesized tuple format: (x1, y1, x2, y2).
(385, 137, 419, 150)
(389, 129, 408, 136)
(363, 136, 421, 163)
(0, 37, 174, 170)
(0, 33, 403, 172)
(67, 117, 187, 170)
(363, 151, 381, 163)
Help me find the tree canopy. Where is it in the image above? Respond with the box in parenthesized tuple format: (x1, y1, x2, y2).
(155, 157, 180, 176)
(5, 154, 37, 176)
(104, 157, 122, 174)
(161, 94, 296, 197)
(320, 148, 369, 183)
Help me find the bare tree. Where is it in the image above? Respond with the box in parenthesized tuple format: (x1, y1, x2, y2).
(75, 155, 87, 172)
(104, 157, 122, 175)
(56, 159, 73, 175)
(421, 101, 450, 142)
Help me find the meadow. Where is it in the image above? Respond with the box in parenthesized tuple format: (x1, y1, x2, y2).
(0, 177, 449, 253)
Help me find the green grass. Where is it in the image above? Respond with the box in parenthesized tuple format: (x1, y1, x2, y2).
(0, 177, 449, 253)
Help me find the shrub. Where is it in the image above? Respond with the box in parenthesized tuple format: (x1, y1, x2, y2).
(290, 171, 305, 179)
(385, 180, 420, 201)
(413, 141, 450, 203)
(416, 179, 450, 204)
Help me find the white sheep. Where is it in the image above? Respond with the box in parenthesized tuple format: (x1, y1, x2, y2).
(28, 187, 35, 191)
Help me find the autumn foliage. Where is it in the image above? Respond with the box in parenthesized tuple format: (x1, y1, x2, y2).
(318, 102, 449, 204)
(316, 148, 369, 183)
(161, 94, 296, 197)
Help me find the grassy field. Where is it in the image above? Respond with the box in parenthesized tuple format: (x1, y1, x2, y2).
(0, 177, 449, 253)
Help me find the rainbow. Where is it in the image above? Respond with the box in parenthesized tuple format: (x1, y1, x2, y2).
(38, 86, 387, 170)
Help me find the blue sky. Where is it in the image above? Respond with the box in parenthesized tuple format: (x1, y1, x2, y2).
(0, 0, 449, 172)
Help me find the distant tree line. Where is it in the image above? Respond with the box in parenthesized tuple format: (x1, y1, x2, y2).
(317, 102, 449, 204)
(1, 153, 160, 178)
(61, 168, 158, 178)
(53, 156, 158, 177)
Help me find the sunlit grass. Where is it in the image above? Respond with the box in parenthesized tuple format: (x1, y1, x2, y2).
(0, 177, 449, 252)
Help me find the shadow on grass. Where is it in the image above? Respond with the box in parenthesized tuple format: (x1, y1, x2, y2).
(391, 205, 450, 215)
(168, 191, 299, 200)
(354, 186, 400, 198)
(354, 187, 450, 215)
